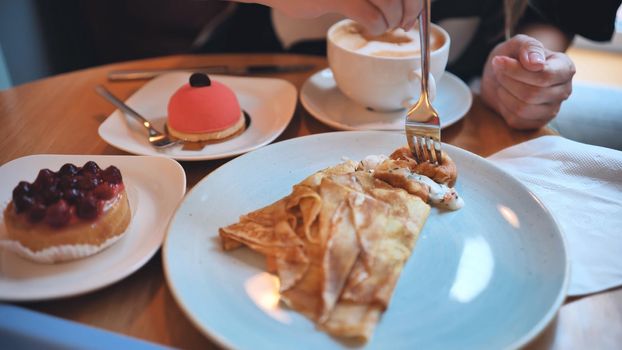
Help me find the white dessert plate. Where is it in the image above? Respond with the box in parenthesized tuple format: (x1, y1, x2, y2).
(300, 68, 472, 131)
(163, 131, 568, 350)
(0, 154, 186, 301)
(99, 73, 297, 161)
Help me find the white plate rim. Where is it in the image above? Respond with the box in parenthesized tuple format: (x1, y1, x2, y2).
(98, 73, 298, 161)
(300, 68, 472, 131)
(0, 154, 187, 301)
(163, 131, 569, 350)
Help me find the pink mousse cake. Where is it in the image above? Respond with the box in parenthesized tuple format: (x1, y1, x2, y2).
(167, 73, 244, 141)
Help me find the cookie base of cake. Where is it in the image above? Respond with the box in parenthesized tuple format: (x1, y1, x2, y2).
(168, 112, 245, 142)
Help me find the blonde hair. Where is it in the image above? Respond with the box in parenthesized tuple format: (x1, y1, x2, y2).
(504, 0, 530, 39)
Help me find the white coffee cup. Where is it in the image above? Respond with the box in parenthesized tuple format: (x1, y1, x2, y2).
(327, 19, 450, 111)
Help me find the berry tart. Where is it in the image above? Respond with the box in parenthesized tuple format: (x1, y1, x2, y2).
(167, 73, 245, 142)
(1, 161, 131, 263)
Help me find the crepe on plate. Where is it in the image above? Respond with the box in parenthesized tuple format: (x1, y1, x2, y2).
(219, 147, 462, 341)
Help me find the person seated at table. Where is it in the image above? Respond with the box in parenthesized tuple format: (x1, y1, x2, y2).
(224, 0, 621, 138)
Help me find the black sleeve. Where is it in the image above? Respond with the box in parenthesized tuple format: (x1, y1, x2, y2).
(526, 0, 622, 41)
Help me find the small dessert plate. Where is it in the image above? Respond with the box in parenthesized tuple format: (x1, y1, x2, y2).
(0, 154, 186, 301)
(300, 68, 472, 131)
(99, 73, 297, 161)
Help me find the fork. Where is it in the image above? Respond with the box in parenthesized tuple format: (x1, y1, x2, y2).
(404, 0, 442, 165)
(95, 85, 181, 150)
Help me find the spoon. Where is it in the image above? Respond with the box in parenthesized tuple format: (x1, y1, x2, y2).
(95, 85, 181, 150)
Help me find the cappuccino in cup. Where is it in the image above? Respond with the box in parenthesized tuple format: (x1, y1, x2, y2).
(327, 19, 450, 111)
(331, 21, 445, 58)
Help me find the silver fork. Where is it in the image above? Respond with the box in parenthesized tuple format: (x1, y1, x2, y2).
(95, 85, 181, 150)
(404, 0, 442, 165)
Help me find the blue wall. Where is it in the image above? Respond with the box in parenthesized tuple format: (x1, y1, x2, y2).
(0, 44, 11, 89)
(0, 0, 52, 86)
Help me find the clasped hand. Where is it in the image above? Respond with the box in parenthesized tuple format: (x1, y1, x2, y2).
(481, 34, 576, 129)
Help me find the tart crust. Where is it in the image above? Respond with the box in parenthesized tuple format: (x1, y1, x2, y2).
(3, 190, 131, 252)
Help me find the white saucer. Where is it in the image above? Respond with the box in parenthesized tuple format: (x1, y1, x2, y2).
(99, 73, 297, 161)
(301, 68, 472, 131)
(0, 155, 186, 301)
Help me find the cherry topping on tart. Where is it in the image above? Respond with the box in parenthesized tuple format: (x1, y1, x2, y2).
(102, 166, 123, 184)
(28, 202, 47, 223)
(45, 199, 71, 228)
(76, 193, 99, 220)
(58, 163, 79, 176)
(9, 161, 125, 228)
(80, 161, 101, 175)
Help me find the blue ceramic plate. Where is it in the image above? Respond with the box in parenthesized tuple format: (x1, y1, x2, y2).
(0, 304, 166, 349)
(164, 131, 568, 350)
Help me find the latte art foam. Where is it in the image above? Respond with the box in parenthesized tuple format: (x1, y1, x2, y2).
(332, 22, 443, 58)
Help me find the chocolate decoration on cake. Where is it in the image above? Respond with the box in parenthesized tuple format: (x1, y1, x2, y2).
(189, 73, 211, 87)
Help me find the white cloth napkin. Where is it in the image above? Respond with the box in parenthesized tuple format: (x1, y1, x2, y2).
(488, 135, 622, 296)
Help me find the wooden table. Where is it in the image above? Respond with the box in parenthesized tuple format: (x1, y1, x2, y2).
(1, 53, 620, 349)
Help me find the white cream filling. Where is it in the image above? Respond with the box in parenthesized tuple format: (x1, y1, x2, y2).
(407, 173, 464, 210)
(358, 154, 389, 173)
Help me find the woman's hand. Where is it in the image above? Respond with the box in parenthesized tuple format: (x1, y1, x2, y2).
(480, 34, 576, 129)
(237, 0, 423, 34)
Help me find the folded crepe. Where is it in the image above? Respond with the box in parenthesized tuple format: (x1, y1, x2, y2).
(220, 155, 439, 340)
